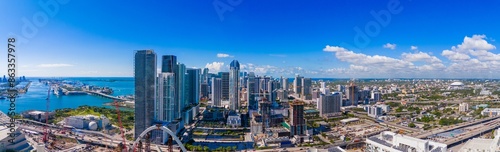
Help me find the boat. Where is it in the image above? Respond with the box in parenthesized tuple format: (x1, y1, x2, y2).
(0, 96, 5, 100)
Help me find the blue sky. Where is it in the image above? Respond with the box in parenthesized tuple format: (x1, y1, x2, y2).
(2, 0, 500, 78)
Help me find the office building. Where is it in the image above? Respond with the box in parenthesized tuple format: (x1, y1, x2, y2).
(290, 101, 306, 136)
(157, 73, 176, 122)
(294, 75, 303, 96)
(367, 106, 383, 118)
(377, 104, 391, 113)
(301, 78, 312, 100)
(459, 103, 469, 112)
(186, 68, 200, 106)
(134, 50, 157, 139)
(318, 92, 342, 116)
(247, 72, 258, 111)
(372, 91, 381, 102)
(366, 131, 447, 152)
(229, 60, 240, 111)
(220, 72, 230, 101)
(211, 77, 222, 107)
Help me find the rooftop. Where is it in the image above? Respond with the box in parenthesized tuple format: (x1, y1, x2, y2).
(450, 82, 464, 86)
(460, 138, 493, 152)
(340, 118, 359, 123)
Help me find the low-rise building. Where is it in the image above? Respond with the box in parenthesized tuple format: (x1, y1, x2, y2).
(227, 112, 241, 127)
(340, 118, 359, 125)
(21, 110, 55, 122)
(64, 115, 110, 130)
(366, 131, 447, 152)
(481, 108, 500, 117)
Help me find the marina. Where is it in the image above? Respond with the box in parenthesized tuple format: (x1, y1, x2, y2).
(0, 77, 135, 114)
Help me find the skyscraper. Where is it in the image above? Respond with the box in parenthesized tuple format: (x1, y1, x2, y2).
(318, 93, 342, 116)
(161, 55, 179, 120)
(247, 72, 258, 111)
(229, 60, 240, 111)
(294, 75, 303, 96)
(220, 72, 230, 101)
(161, 55, 177, 73)
(186, 68, 200, 106)
(260, 98, 271, 133)
(290, 101, 306, 137)
(134, 50, 157, 139)
(177, 63, 186, 115)
(156, 73, 175, 122)
(211, 77, 222, 107)
(282, 77, 289, 91)
(347, 82, 359, 106)
(202, 68, 209, 83)
(201, 68, 209, 98)
(301, 78, 312, 100)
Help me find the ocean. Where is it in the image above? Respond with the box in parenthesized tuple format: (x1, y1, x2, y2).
(0, 77, 134, 114)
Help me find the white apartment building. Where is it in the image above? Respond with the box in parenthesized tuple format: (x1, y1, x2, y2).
(459, 103, 469, 112)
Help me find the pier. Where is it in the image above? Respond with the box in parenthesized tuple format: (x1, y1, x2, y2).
(86, 91, 125, 101)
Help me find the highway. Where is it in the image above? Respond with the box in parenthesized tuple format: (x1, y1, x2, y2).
(443, 122, 500, 146)
(413, 115, 500, 139)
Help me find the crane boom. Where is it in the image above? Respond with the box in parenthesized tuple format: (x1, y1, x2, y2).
(114, 101, 128, 151)
(43, 85, 51, 143)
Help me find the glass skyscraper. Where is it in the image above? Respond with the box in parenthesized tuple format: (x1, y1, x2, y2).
(134, 50, 157, 139)
(186, 68, 200, 106)
(229, 60, 240, 111)
(156, 73, 175, 122)
(161, 55, 180, 120)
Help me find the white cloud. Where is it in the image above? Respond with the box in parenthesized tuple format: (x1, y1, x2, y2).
(37, 64, 74, 68)
(205, 62, 225, 73)
(217, 53, 233, 58)
(323, 45, 449, 77)
(411, 46, 418, 51)
(383, 43, 397, 50)
(441, 50, 470, 61)
(402, 52, 442, 63)
(349, 65, 368, 71)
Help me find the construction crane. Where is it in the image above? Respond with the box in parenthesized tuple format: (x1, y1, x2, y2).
(43, 85, 51, 143)
(114, 101, 128, 151)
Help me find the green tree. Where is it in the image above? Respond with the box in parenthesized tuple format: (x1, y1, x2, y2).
(408, 123, 416, 128)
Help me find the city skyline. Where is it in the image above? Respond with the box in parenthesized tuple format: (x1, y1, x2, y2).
(2, 1, 500, 78)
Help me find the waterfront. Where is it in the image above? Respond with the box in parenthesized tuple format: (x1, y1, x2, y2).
(0, 77, 134, 114)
